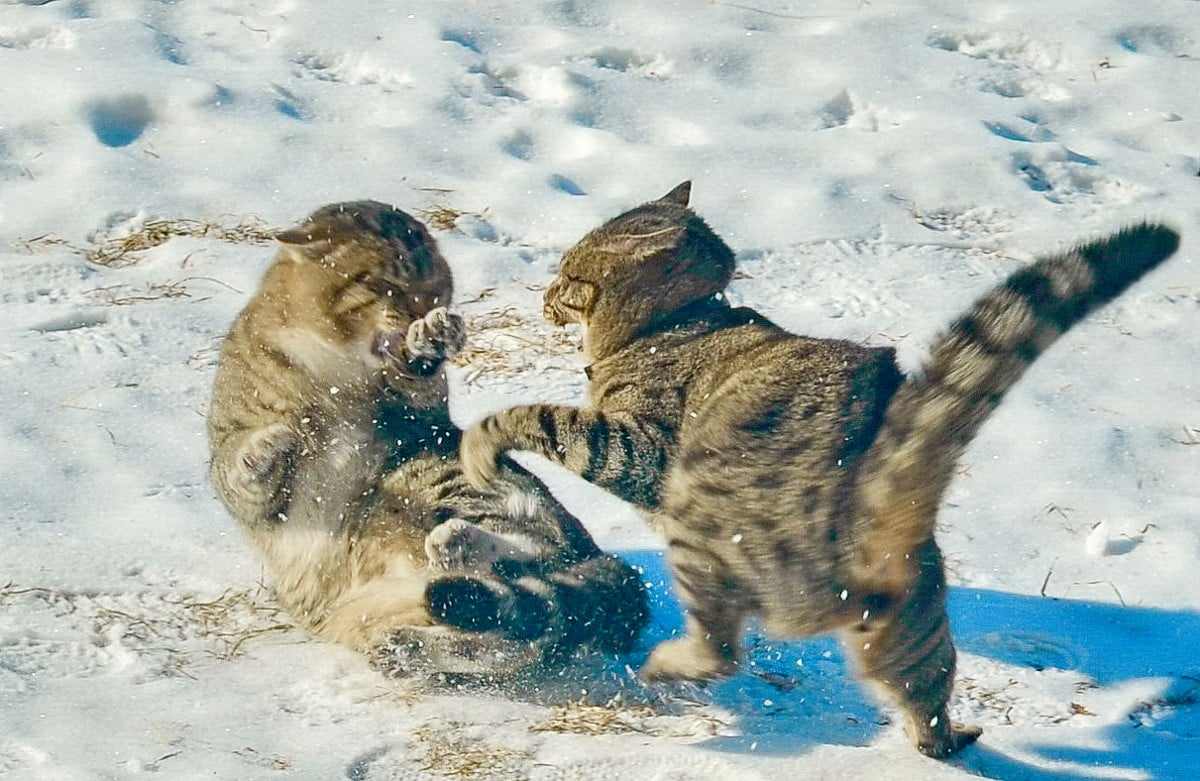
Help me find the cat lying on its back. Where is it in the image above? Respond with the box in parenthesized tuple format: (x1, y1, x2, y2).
(459, 182, 1179, 756)
(207, 201, 647, 677)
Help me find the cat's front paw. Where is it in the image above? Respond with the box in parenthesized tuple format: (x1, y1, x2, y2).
(458, 419, 507, 490)
(407, 307, 466, 363)
(642, 637, 737, 683)
(229, 424, 297, 497)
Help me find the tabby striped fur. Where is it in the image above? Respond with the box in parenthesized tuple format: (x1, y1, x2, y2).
(460, 182, 1179, 755)
(208, 201, 646, 678)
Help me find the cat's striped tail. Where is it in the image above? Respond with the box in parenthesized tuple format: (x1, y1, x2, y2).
(852, 223, 1180, 599)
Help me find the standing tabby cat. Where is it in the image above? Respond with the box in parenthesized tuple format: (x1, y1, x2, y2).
(208, 201, 646, 677)
(459, 182, 1179, 755)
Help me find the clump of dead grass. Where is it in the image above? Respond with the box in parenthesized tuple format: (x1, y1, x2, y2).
(453, 304, 579, 385)
(161, 586, 295, 661)
(86, 280, 193, 306)
(89, 217, 276, 266)
(530, 696, 728, 738)
(414, 203, 467, 232)
(530, 698, 662, 736)
(16, 216, 276, 267)
(412, 722, 532, 779)
(0, 580, 295, 668)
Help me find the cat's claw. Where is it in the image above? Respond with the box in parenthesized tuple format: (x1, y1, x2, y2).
(407, 307, 466, 362)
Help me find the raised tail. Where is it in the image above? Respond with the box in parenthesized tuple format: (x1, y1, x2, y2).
(852, 223, 1180, 597)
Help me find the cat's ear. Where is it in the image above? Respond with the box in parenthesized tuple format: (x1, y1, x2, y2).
(275, 221, 331, 247)
(657, 181, 691, 208)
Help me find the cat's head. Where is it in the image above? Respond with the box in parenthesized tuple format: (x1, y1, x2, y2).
(272, 201, 456, 396)
(275, 200, 454, 318)
(544, 182, 735, 359)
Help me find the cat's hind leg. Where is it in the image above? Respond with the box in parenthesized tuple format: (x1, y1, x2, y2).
(425, 554, 648, 654)
(425, 573, 557, 641)
(641, 536, 745, 682)
(844, 540, 981, 758)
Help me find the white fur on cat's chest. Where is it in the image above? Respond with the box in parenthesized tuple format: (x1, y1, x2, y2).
(275, 324, 380, 386)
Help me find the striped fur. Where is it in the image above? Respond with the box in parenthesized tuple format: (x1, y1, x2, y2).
(853, 223, 1181, 598)
(208, 201, 646, 679)
(460, 183, 1179, 756)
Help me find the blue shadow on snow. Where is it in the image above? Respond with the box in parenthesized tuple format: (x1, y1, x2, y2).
(618, 549, 1200, 781)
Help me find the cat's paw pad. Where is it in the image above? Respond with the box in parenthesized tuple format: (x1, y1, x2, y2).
(642, 637, 736, 683)
(371, 328, 408, 363)
(425, 518, 501, 572)
(407, 307, 466, 362)
(231, 424, 297, 492)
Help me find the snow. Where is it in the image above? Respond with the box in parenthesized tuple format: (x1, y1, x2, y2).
(1, 0, 1198, 778)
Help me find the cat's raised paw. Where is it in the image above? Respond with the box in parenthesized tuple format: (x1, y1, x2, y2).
(407, 307, 466, 362)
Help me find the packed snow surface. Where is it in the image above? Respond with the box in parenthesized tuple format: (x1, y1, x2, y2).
(1, 1, 1197, 778)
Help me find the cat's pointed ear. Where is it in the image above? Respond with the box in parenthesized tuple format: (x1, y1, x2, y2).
(275, 221, 330, 247)
(657, 181, 691, 208)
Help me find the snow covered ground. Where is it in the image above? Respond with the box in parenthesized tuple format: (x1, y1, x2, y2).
(1, 1, 1198, 778)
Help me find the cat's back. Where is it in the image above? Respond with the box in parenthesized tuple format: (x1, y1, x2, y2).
(680, 318, 901, 461)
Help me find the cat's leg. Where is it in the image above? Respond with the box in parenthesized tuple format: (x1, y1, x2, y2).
(378, 307, 465, 408)
(542, 554, 648, 654)
(425, 573, 558, 641)
(425, 554, 648, 654)
(316, 572, 432, 651)
(844, 540, 981, 758)
(314, 568, 539, 677)
(642, 535, 744, 682)
(460, 407, 670, 507)
(213, 423, 297, 523)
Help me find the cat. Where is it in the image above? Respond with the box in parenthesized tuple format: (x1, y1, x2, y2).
(207, 200, 647, 678)
(458, 181, 1180, 755)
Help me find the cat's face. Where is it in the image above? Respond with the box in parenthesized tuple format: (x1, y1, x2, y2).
(543, 182, 736, 358)
(275, 200, 454, 359)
